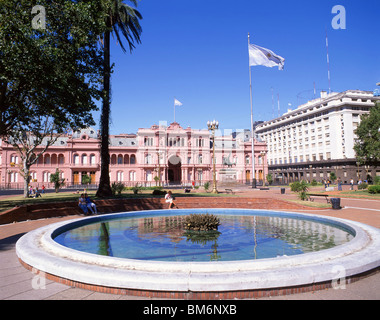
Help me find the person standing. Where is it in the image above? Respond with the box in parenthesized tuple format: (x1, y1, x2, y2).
(337, 177, 342, 191)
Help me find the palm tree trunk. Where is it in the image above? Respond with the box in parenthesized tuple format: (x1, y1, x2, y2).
(96, 29, 113, 198)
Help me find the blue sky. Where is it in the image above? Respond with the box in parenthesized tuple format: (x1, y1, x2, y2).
(94, 0, 380, 135)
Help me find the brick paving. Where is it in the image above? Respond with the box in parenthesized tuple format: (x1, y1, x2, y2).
(1, 187, 379, 300)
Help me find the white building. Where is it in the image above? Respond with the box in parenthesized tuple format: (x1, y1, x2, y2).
(255, 90, 380, 184)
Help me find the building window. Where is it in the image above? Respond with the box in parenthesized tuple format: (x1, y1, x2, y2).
(43, 171, 50, 182)
(117, 171, 124, 182)
(129, 171, 136, 181)
(145, 154, 152, 164)
(146, 170, 152, 181)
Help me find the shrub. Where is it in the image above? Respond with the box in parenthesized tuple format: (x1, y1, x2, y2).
(111, 182, 125, 195)
(203, 181, 210, 192)
(290, 180, 308, 193)
(358, 182, 368, 190)
(290, 181, 301, 192)
(50, 168, 65, 193)
(368, 185, 380, 194)
(152, 189, 166, 195)
(374, 176, 380, 185)
(298, 191, 309, 201)
(184, 213, 220, 231)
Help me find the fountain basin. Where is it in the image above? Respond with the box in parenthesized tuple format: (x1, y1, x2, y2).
(16, 209, 380, 297)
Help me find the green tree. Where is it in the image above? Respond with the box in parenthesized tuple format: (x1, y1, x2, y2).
(354, 101, 380, 165)
(1, 0, 107, 197)
(0, 0, 106, 136)
(329, 172, 337, 182)
(50, 168, 65, 193)
(96, 0, 143, 198)
(5, 116, 61, 197)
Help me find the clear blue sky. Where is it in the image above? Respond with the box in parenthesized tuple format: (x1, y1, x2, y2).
(93, 0, 379, 135)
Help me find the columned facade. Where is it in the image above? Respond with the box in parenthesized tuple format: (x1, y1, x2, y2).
(0, 122, 268, 188)
(255, 90, 380, 184)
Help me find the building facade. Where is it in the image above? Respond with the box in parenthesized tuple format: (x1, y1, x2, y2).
(255, 90, 380, 184)
(0, 122, 268, 189)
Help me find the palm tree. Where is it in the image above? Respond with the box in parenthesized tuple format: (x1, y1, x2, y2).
(96, 0, 142, 197)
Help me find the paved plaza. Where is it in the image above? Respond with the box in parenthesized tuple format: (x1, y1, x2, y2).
(1, 187, 379, 300)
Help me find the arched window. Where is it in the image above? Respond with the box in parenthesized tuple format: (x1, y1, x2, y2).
(73, 154, 79, 165)
(117, 171, 124, 182)
(145, 154, 152, 164)
(58, 154, 65, 164)
(44, 154, 50, 165)
(146, 170, 152, 181)
(129, 171, 136, 181)
(90, 154, 96, 165)
(82, 154, 88, 164)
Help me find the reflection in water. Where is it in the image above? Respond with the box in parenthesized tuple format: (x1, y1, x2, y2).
(54, 214, 354, 262)
(98, 222, 113, 256)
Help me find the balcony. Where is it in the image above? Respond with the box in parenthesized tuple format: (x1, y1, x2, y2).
(70, 163, 100, 169)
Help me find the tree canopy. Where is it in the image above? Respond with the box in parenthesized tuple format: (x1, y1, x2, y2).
(354, 101, 380, 165)
(0, 0, 108, 136)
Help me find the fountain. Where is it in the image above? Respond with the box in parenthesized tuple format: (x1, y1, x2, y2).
(16, 208, 380, 299)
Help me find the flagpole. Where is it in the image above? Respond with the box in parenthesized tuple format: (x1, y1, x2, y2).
(174, 98, 176, 123)
(248, 33, 256, 188)
(326, 30, 331, 94)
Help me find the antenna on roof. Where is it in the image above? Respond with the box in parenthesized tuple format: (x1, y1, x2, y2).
(326, 30, 331, 94)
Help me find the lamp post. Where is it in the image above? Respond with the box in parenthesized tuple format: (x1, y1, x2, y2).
(207, 120, 219, 194)
(156, 150, 164, 187)
(260, 151, 266, 186)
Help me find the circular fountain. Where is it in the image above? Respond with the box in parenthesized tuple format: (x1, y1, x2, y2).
(16, 209, 380, 298)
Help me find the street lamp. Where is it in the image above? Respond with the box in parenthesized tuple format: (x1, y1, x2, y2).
(260, 151, 267, 186)
(156, 150, 164, 187)
(207, 120, 219, 194)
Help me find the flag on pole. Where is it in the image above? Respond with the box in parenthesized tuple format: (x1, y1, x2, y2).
(174, 98, 183, 106)
(248, 43, 285, 70)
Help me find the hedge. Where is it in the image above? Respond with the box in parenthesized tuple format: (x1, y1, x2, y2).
(368, 185, 380, 194)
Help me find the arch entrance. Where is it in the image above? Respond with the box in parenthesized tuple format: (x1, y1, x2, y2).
(168, 155, 181, 184)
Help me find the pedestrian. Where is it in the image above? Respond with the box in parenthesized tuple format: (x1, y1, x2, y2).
(337, 177, 342, 191)
(78, 193, 89, 215)
(84, 193, 97, 214)
(34, 187, 42, 198)
(165, 191, 178, 209)
(350, 178, 354, 190)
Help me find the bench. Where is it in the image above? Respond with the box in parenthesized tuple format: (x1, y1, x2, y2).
(225, 188, 235, 194)
(307, 193, 331, 203)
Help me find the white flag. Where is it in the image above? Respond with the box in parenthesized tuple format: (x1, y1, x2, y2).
(174, 98, 183, 106)
(248, 43, 285, 70)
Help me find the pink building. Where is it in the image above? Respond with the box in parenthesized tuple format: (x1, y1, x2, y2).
(0, 122, 268, 188)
